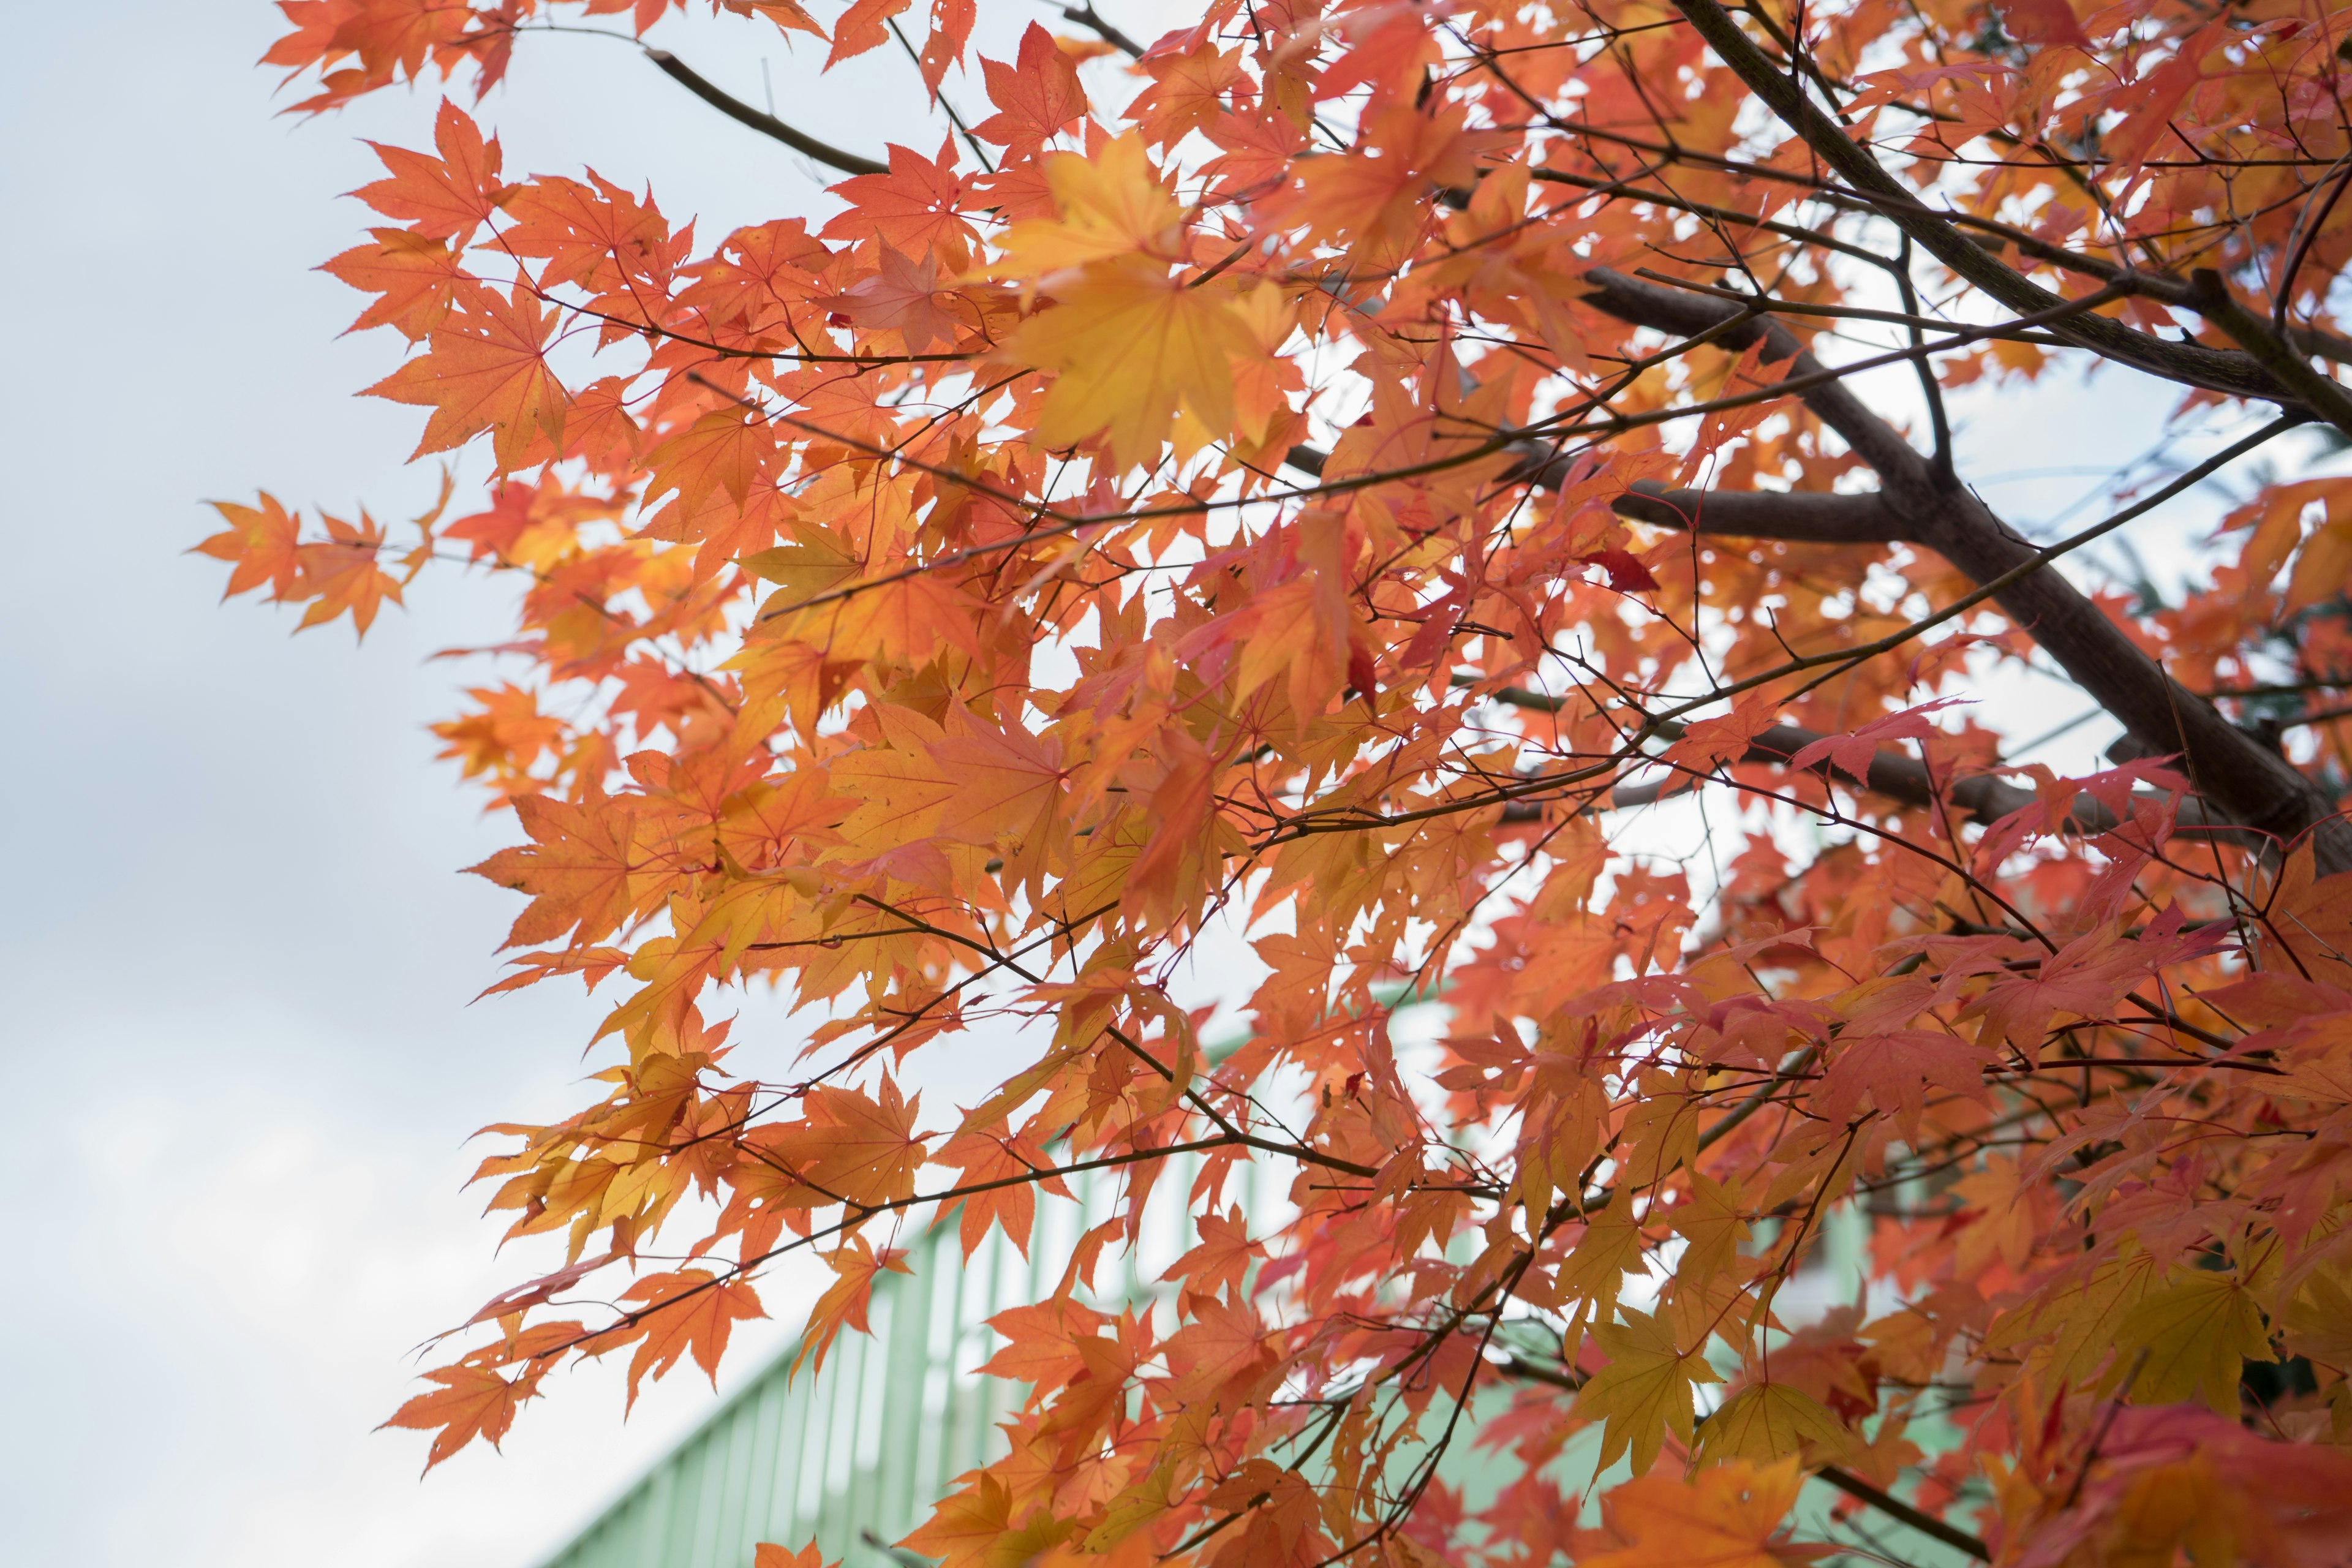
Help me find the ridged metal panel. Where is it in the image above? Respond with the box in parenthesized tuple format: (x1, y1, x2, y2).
(538, 1153, 1251, 1568)
(536, 1145, 1905, 1568)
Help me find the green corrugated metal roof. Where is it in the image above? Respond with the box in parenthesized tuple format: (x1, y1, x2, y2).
(538, 1149, 1272, 1568)
(540, 1207, 1052, 1568)
(534, 1118, 1941, 1568)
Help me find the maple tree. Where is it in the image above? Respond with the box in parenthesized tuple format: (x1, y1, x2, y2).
(205, 0, 2352, 1564)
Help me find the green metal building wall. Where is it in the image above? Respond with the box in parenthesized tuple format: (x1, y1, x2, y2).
(538, 1153, 1273, 1568)
(534, 1149, 1915, 1568)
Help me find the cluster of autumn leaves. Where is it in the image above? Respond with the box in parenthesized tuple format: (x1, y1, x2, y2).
(205, 0, 2352, 1566)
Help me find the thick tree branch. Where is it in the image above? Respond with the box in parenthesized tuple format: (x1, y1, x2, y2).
(644, 49, 887, 177)
(1578, 268, 1928, 478)
(1580, 270, 2352, 871)
(1601, 718, 2256, 845)
(1665, 0, 2304, 411)
(1612, 483, 1907, 545)
(1060, 4, 1145, 57)
(1813, 1465, 1992, 1561)
(2189, 268, 2352, 439)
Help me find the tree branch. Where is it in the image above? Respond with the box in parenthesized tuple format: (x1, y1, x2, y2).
(1580, 269, 2352, 872)
(1483, 1352, 1989, 1559)
(644, 49, 887, 177)
(1612, 483, 1909, 545)
(1814, 1464, 1992, 1561)
(2189, 268, 2352, 439)
(1060, 4, 1145, 57)
(1578, 268, 1929, 478)
(1664, 0, 2305, 412)
(1465, 678, 2251, 841)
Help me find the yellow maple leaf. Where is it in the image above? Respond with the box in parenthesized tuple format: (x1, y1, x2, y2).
(988, 133, 1188, 281)
(1576, 1305, 1723, 1474)
(1695, 1382, 1848, 1465)
(1012, 260, 1253, 470)
(2111, 1267, 2275, 1411)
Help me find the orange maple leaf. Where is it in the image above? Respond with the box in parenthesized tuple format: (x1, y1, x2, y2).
(295, 509, 404, 636)
(380, 1364, 526, 1473)
(796, 1238, 911, 1376)
(195, 492, 304, 601)
(367, 285, 567, 471)
(1578, 1460, 1825, 1568)
(973, 24, 1088, 159)
(320, 227, 466, 341)
(1013, 261, 1252, 469)
(353, 99, 514, 243)
(616, 1268, 767, 1408)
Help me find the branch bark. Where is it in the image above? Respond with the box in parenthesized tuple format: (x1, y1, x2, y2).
(1468, 680, 2252, 841)
(1611, 483, 1907, 545)
(2189, 268, 2352, 439)
(1059, 4, 1146, 57)
(1602, 718, 2256, 845)
(1664, 0, 2305, 411)
(644, 49, 887, 177)
(1579, 270, 2352, 872)
(1813, 1465, 1992, 1561)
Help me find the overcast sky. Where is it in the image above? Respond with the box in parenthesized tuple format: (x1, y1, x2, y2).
(0, 5, 2291, 1567)
(0, 5, 1104, 1565)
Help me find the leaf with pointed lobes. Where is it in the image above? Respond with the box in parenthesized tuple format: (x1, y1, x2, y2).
(467, 793, 645, 950)
(646, 410, 774, 517)
(366, 285, 567, 472)
(938, 1122, 1069, 1258)
(927, 713, 1068, 848)
(1574, 1305, 1722, 1476)
(321, 227, 465, 341)
(1161, 1205, 1263, 1303)
(462, 1250, 614, 1327)
(1012, 259, 1254, 470)
(1581, 548, 1659, 594)
(380, 1364, 528, 1473)
(726, 0, 828, 42)
(823, 139, 978, 267)
(195, 492, 304, 601)
(616, 1268, 766, 1408)
(1694, 1382, 1849, 1465)
(1816, 1029, 1992, 1142)
(753, 1545, 830, 1568)
(1128, 41, 1249, 147)
(767, 1079, 926, 1209)
(352, 100, 514, 243)
(825, 244, 964, 353)
(2000, 1405, 2352, 1568)
(294, 509, 404, 637)
(1994, 0, 2089, 47)
(905, 1469, 1076, 1568)
(990, 134, 1189, 279)
(1962, 909, 2230, 1067)
(2110, 1267, 2275, 1411)
(1577, 1459, 1827, 1568)
(1660, 693, 1783, 773)
(973, 24, 1088, 159)
(826, 0, 911, 68)
(796, 1238, 911, 1377)
(1278, 103, 1507, 268)
(916, 0, 975, 97)
(1787, 697, 1970, 787)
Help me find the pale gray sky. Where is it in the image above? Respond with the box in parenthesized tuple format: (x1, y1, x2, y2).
(0, 4, 2294, 1567)
(0, 4, 1092, 1565)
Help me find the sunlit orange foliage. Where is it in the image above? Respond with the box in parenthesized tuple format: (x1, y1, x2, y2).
(214, 1, 2352, 1564)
